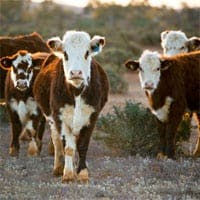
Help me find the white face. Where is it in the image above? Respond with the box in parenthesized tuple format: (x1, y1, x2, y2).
(11, 53, 33, 91)
(62, 31, 92, 87)
(138, 51, 161, 92)
(49, 31, 105, 88)
(161, 31, 188, 56)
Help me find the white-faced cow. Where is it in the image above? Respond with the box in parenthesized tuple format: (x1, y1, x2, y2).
(0, 50, 49, 156)
(161, 30, 200, 156)
(125, 50, 200, 159)
(34, 31, 109, 183)
(0, 32, 51, 100)
(161, 30, 200, 56)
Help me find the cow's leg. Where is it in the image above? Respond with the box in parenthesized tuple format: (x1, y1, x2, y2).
(50, 121, 64, 176)
(77, 115, 97, 182)
(62, 132, 76, 183)
(165, 109, 184, 158)
(9, 112, 22, 156)
(156, 119, 167, 160)
(36, 116, 46, 153)
(193, 112, 200, 156)
(26, 120, 39, 156)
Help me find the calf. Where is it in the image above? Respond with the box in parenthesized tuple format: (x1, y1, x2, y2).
(161, 30, 200, 56)
(125, 50, 200, 159)
(34, 31, 109, 183)
(0, 32, 51, 99)
(0, 50, 48, 156)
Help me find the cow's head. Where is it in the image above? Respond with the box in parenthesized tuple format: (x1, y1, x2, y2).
(0, 50, 46, 91)
(161, 30, 189, 56)
(186, 37, 200, 52)
(47, 31, 105, 88)
(125, 50, 171, 93)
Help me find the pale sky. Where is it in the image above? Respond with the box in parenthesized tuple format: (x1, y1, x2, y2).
(32, 0, 200, 9)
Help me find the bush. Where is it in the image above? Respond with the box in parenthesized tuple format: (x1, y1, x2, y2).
(97, 101, 159, 156)
(105, 68, 128, 94)
(97, 101, 191, 157)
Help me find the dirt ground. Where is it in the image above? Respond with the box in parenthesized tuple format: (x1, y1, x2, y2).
(0, 73, 200, 200)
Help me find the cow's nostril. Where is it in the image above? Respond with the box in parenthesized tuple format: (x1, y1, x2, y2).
(70, 70, 82, 77)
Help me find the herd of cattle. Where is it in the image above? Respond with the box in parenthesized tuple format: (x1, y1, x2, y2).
(0, 30, 199, 183)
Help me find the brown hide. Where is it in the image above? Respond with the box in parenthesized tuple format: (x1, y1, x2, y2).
(0, 32, 51, 99)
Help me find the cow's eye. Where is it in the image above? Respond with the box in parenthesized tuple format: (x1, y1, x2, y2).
(64, 52, 68, 60)
(85, 50, 89, 60)
(138, 67, 143, 72)
(180, 46, 185, 50)
(156, 67, 160, 71)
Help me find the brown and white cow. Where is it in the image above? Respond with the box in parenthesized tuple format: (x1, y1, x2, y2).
(125, 50, 200, 159)
(0, 32, 51, 99)
(161, 30, 200, 156)
(34, 31, 109, 183)
(0, 50, 49, 156)
(161, 30, 200, 56)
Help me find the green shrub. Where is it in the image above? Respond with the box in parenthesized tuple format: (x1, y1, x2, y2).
(97, 48, 135, 70)
(97, 102, 192, 157)
(97, 101, 159, 156)
(105, 68, 128, 94)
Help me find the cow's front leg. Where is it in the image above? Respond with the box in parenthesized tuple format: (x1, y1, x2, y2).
(62, 131, 76, 183)
(9, 112, 22, 156)
(156, 119, 167, 160)
(26, 120, 40, 156)
(165, 106, 184, 158)
(77, 119, 96, 183)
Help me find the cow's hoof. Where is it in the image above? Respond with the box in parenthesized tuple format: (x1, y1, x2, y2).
(27, 140, 38, 156)
(9, 147, 19, 157)
(62, 171, 76, 183)
(53, 165, 64, 176)
(157, 152, 168, 160)
(48, 141, 54, 156)
(77, 169, 89, 183)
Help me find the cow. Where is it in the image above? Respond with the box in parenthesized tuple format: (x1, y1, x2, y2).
(0, 32, 51, 100)
(125, 50, 200, 159)
(0, 50, 49, 156)
(33, 31, 109, 183)
(161, 30, 200, 156)
(161, 30, 200, 56)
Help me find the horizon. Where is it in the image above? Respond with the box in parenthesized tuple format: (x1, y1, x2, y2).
(32, 0, 200, 9)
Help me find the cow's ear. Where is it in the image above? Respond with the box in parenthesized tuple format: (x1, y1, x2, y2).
(47, 37, 63, 51)
(160, 59, 171, 71)
(125, 59, 139, 71)
(90, 35, 105, 56)
(161, 30, 169, 40)
(186, 37, 200, 51)
(0, 57, 13, 70)
(32, 52, 49, 70)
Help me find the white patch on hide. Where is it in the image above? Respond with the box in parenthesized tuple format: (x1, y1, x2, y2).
(152, 96, 173, 122)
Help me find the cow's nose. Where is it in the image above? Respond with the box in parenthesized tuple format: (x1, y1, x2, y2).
(144, 81, 154, 90)
(16, 80, 28, 89)
(70, 70, 83, 79)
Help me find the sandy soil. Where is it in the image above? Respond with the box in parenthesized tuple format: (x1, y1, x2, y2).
(0, 73, 200, 200)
